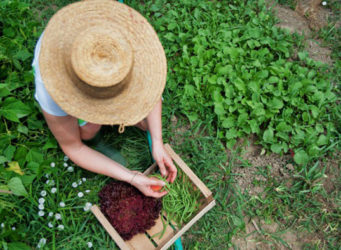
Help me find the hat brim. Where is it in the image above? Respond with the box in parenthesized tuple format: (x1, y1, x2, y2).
(39, 0, 167, 126)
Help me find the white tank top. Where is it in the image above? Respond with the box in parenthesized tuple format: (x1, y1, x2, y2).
(32, 33, 68, 116)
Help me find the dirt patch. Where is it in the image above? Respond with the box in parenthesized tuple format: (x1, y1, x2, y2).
(323, 151, 341, 193)
(231, 217, 315, 250)
(267, 1, 333, 65)
(272, 4, 312, 36)
(231, 136, 292, 196)
(305, 38, 333, 64)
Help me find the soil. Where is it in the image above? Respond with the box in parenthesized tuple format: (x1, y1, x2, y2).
(231, 217, 314, 250)
(268, 1, 334, 65)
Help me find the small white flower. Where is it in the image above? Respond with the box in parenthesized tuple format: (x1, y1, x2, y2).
(82, 178, 86, 182)
(57, 224, 64, 231)
(38, 211, 45, 217)
(83, 202, 92, 211)
(55, 213, 61, 220)
(48, 212, 54, 217)
(37, 238, 47, 248)
(46, 180, 55, 186)
(63, 162, 68, 167)
(67, 166, 74, 172)
(45, 174, 49, 178)
(40, 190, 47, 197)
(64, 156, 69, 161)
(48, 222, 53, 228)
(78, 180, 82, 185)
(322, 1, 327, 5)
(72, 182, 78, 188)
(78, 192, 84, 198)
(59, 202, 65, 207)
(38, 204, 44, 210)
(85, 190, 91, 193)
(1, 223, 4, 228)
(39, 198, 45, 204)
(51, 187, 57, 193)
(87, 242, 93, 248)
(12, 226, 16, 231)
(50, 162, 55, 168)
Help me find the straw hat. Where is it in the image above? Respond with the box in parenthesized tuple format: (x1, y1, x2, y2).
(39, 0, 167, 132)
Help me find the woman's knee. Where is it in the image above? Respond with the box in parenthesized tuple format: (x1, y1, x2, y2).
(80, 123, 101, 140)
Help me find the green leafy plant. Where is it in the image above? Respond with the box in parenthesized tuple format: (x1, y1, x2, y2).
(128, 0, 340, 165)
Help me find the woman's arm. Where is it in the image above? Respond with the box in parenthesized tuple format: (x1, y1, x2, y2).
(42, 110, 167, 198)
(146, 99, 177, 182)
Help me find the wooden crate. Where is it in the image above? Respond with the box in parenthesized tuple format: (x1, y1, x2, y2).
(91, 144, 216, 250)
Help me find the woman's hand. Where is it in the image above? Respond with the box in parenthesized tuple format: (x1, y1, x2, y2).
(152, 141, 177, 183)
(130, 171, 168, 198)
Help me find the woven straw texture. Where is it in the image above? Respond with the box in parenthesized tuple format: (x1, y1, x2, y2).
(39, 0, 167, 127)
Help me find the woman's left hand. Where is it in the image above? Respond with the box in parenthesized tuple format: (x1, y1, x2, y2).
(152, 141, 177, 183)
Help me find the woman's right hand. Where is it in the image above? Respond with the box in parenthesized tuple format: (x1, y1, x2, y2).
(130, 171, 167, 198)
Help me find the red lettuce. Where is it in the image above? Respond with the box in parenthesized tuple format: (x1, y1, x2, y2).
(99, 181, 162, 240)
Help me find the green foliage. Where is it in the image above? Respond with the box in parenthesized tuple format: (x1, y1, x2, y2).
(128, 0, 340, 165)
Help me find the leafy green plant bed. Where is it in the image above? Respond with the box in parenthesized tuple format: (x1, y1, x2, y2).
(127, 0, 340, 165)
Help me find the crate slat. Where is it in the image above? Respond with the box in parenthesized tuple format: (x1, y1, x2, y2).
(125, 233, 155, 250)
(159, 199, 216, 250)
(90, 205, 131, 250)
(164, 144, 212, 199)
(146, 215, 175, 245)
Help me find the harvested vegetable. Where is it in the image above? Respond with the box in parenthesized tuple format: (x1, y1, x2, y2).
(162, 171, 201, 227)
(150, 171, 201, 240)
(150, 176, 164, 192)
(99, 181, 162, 240)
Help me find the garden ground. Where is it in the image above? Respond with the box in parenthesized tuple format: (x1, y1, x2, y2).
(0, 0, 340, 249)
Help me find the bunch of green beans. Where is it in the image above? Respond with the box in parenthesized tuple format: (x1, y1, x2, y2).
(150, 171, 201, 239)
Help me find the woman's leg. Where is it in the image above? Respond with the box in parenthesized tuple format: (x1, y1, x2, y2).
(80, 122, 102, 140)
(134, 118, 148, 131)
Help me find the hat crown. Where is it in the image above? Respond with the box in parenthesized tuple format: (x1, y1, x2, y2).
(71, 25, 133, 89)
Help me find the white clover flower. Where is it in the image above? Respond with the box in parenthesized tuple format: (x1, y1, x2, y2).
(48, 222, 53, 228)
(85, 190, 91, 193)
(48, 212, 54, 217)
(322, 1, 327, 5)
(50, 162, 55, 168)
(38, 211, 45, 217)
(67, 166, 74, 172)
(82, 178, 86, 182)
(38, 204, 44, 210)
(1, 223, 4, 228)
(59, 202, 65, 207)
(45, 174, 49, 178)
(63, 163, 68, 167)
(37, 238, 47, 248)
(83, 202, 92, 212)
(72, 182, 78, 188)
(12, 227, 16, 231)
(78, 180, 82, 185)
(39, 198, 45, 204)
(87, 242, 93, 248)
(40, 190, 47, 197)
(55, 213, 61, 220)
(64, 156, 69, 161)
(51, 187, 57, 194)
(57, 224, 64, 231)
(78, 192, 84, 198)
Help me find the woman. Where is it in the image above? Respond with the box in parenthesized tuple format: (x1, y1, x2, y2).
(32, 0, 177, 198)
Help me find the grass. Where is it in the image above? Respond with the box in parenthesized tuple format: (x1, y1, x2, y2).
(0, 0, 340, 249)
